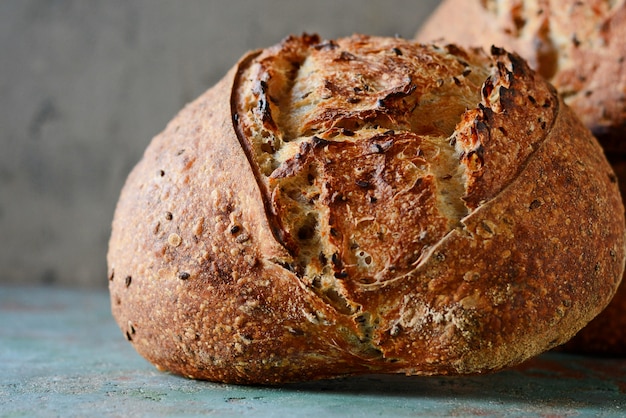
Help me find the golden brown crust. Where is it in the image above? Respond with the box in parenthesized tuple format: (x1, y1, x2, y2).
(108, 34, 625, 384)
(416, 0, 626, 153)
(561, 156, 626, 355)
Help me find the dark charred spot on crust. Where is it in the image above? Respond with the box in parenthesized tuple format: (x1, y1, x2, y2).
(288, 327, 305, 336)
(475, 120, 490, 141)
(337, 51, 357, 61)
(332, 193, 347, 203)
(334, 271, 349, 279)
(490, 45, 506, 57)
(445, 43, 470, 60)
(276, 260, 297, 274)
(465, 146, 485, 171)
(482, 77, 495, 99)
(508, 51, 530, 76)
(355, 180, 371, 189)
(312, 135, 331, 148)
(258, 96, 272, 122)
(378, 81, 417, 107)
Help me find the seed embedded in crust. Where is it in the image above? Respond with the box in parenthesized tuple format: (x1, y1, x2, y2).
(125, 275, 132, 287)
(168, 233, 182, 247)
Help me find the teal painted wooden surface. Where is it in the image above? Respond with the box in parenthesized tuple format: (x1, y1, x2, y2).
(1, 285, 626, 417)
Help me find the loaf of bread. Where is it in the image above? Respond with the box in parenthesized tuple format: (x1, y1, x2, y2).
(108, 34, 625, 384)
(417, 0, 626, 356)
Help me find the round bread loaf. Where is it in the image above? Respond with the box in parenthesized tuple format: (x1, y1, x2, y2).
(108, 34, 625, 384)
(416, 0, 626, 356)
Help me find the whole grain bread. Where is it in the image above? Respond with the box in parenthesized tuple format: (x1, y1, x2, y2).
(108, 34, 625, 384)
(416, 0, 626, 356)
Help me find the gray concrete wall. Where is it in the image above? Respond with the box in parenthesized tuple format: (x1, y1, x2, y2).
(0, 0, 441, 288)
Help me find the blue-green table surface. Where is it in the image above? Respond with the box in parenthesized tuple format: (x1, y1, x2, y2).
(1, 284, 625, 417)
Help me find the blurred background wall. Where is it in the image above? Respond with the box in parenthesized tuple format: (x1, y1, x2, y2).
(0, 0, 440, 288)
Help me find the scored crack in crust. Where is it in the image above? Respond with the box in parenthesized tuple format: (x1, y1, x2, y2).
(234, 35, 492, 305)
(107, 34, 626, 384)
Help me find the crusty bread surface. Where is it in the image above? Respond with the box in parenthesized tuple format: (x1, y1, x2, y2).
(417, 0, 626, 152)
(417, 0, 626, 356)
(108, 34, 625, 384)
